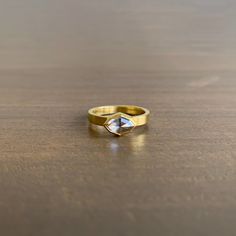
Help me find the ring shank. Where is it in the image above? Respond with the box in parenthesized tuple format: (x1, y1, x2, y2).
(88, 105, 150, 126)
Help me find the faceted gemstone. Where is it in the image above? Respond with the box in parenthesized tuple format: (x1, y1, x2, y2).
(106, 116, 134, 135)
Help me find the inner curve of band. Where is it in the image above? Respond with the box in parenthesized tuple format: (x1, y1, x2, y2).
(91, 106, 146, 117)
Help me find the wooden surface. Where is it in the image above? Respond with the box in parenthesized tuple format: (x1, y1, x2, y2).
(1, 1, 236, 236)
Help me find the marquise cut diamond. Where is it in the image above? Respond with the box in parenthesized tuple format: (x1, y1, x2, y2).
(106, 116, 134, 135)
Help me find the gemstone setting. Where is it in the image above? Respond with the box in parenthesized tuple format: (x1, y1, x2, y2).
(105, 113, 135, 136)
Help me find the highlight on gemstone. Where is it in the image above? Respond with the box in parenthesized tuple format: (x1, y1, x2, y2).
(105, 116, 135, 136)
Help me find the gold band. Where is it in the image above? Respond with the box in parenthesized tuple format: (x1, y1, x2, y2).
(88, 105, 150, 136)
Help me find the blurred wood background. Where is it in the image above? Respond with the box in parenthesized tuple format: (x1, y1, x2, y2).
(0, 0, 236, 235)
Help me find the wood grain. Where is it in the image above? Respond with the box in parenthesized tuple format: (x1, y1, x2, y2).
(0, 1, 236, 236)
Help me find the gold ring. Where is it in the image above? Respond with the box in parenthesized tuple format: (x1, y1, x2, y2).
(88, 105, 150, 136)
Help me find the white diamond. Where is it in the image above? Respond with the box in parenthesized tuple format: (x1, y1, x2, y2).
(106, 116, 134, 135)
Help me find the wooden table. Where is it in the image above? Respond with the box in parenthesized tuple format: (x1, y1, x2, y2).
(0, 1, 236, 235)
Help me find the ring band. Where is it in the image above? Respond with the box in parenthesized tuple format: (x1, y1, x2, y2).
(88, 105, 150, 136)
